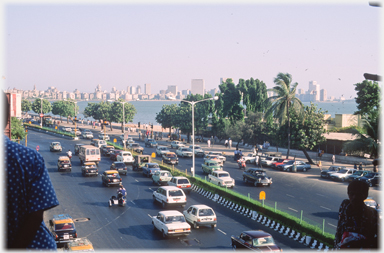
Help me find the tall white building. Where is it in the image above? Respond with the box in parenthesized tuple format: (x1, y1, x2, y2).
(308, 81, 320, 102)
(167, 85, 178, 95)
(191, 79, 205, 95)
(136, 85, 141, 94)
(130, 86, 136, 95)
(144, 83, 151, 95)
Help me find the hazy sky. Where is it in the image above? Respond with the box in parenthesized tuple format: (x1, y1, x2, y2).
(2, 0, 382, 99)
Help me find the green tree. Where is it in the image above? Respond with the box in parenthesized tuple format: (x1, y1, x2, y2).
(32, 98, 52, 115)
(52, 100, 78, 123)
(218, 79, 244, 125)
(156, 104, 179, 136)
(265, 73, 304, 158)
(21, 100, 32, 113)
(110, 100, 137, 132)
(354, 80, 380, 116)
(11, 117, 26, 141)
(173, 106, 192, 142)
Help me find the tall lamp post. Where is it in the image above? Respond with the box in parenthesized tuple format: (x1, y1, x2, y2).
(181, 96, 218, 177)
(73, 101, 78, 135)
(40, 98, 43, 128)
(108, 100, 127, 150)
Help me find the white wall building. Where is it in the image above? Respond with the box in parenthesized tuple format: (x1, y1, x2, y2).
(191, 79, 205, 95)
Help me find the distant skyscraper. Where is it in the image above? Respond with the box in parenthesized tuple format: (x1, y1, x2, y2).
(167, 85, 177, 95)
(130, 86, 136, 94)
(308, 81, 320, 101)
(136, 85, 141, 94)
(320, 89, 327, 102)
(144, 83, 151, 95)
(191, 79, 205, 95)
(127, 86, 131, 93)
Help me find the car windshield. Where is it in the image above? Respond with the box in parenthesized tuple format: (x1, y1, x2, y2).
(165, 215, 186, 223)
(168, 190, 183, 197)
(337, 169, 348, 173)
(265, 157, 272, 161)
(219, 173, 230, 177)
(53, 143, 60, 146)
(114, 163, 125, 168)
(55, 223, 74, 231)
(167, 154, 176, 157)
(253, 236, 275, 246)
(160, 172, 169, 176)
(365, 173, 377, 178)
(352, 171, 364, 176)
(198, 209, 214, 216)
(123, 153, 131, 157)
(276, 159, 284, 163)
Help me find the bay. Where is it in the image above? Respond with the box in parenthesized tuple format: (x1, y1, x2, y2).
(74, 99, 357, 126)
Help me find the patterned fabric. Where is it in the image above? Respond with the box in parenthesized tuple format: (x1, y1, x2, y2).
(5, 136, 59, 249)
(334, 199, 378, 249)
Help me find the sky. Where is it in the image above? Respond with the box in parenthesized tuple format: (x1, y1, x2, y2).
(1, 0, 382, 99)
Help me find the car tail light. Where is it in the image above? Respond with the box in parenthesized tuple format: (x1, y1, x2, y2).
(177, 186, 182, 188)
(75, 233, 77, 238)
(55, 235, 58, 239)
(197, 219, 201, 222)
(120, 178, 122, 181)
(186, 228, 190, 231)
(159, 178, 162, 181)
(186, 185, 191, 188)
(108, 179, 111, 182)
(214, 218, 217, 221)
(168, 229, 174, 233)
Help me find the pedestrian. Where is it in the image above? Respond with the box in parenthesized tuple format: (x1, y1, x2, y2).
(207, 139, 211, 148)
(354, 163, 358, 170)
(224, 139, 228, 148)
(4, 93, 60, 249)
(229, 139, 232, 149)
(359, 162, 363, 171)
(255, 155, 259, 168)
(332, 155, 335, 165)
(236, 142, 239, 149)
(234, 148, 238, 161)
(252, 145, 257, 154)
(334, 180, 378, 249)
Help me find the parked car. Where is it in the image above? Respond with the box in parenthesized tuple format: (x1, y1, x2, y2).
(81, 162, 98, 176)
(183, 204, 217, 229)
(74, 143, 84, 155)
(49, 214, 77, 245)
(330, 168, 357, 182)
(346, 170, 370, 182)
(188, 145, 205, 157)
(162, 152, 179, 165)
(205, 151, 226, 163)
(152, 186, 187, 208)
(152, 170, 173, 185)
(320, 165, 346, 179)
(358, 172, 381, 187)
(156, 146, 170, 157)
(132, 155, 151, 171)
(170, 141, 184, 149)
(101, 170, 122, 187)
(101, 145, 115, 156)
(167, 176, 192, 194)
(208, 171, 235, 188)
(201, 160, 222, 174)
(110, 161, 128, 176)
(231, 230, 281, 251)
(142, 163, 161, 178)
(152, 210, 191, 238)
(116, 151, 134, 164)
(175, 147, 193, 158)
(242, 168, 272, 187)
(57, 156, 72, 172)
(278, 160, 311, 172)
(271, 158, 291, 169)
(98, 134, 110, 141)
(128, 143, 144, 154)
(145, 138, 158, 148)
(50, 142, 62, 152)
(110, 150, 123, 161)
(260, 156, 281, 167)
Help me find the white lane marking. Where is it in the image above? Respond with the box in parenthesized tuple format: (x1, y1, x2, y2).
(217, 229, 226, 235)
(135, 179, 139, 182)
(328, 223, 337, 228)
(147, 214, 153, 218)
(320, 206, 331, 211)
(286, 194, 295, 198)
(130, 200, 135, 205)
(288, 207, 298, 212)
(316, 193, 325, 197)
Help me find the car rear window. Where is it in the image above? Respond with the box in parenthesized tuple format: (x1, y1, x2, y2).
(198, 209, 214, 216)
(168, 190, 183, 197)
(55, 223, 74, 231)
(177, 179, 190, 184)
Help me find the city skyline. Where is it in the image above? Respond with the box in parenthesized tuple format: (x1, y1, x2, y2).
(2, 1, 381, 99)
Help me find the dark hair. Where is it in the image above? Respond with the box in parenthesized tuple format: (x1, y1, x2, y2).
(348, 180, 369, 195)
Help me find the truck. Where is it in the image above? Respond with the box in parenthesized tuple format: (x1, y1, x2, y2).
(43, 115, 54, 127)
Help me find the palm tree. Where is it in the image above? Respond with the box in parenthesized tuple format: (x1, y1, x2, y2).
(265, 73, 304, 158)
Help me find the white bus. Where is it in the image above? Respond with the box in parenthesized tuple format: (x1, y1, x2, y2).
(79, 145, 101, 166)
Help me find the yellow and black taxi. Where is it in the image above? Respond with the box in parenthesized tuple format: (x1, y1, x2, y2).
(49, 214, 77, 245)
(57, 156, 72, 172)
(64, 237, 94, 251)
(101, 145, 115, 156)
(110, 161, 128, 176)
(101, 170, 122, 187)
(81, 162, 98, 177)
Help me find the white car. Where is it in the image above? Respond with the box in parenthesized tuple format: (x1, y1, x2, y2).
(175, 147, 193, 158)
(152, 210, 191, 238)
(183, 204, 217, 229)
(330, 168, 357, 181)
(82, 131, 93, 139)
(98, 134, 110, 141)
(261, 157, 281, 167)
(116, 151, 134, 164)
(152, 186, 187, 208)
(119, 134, 133, 142)
(204, 155, 224, 166)
(208, 170, 235, 188)
(61, 127, 72, 132)
(156, 146, 170, 157)
(128, 143, 144, 153)
(170, 141, 184, 149)
(242, 153, 257, 164)
(188, 145, 205, 157)
(205, 151, 226, 163)
(123, 139, 135, 146)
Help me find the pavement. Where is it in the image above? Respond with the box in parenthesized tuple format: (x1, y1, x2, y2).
(59, 120, 377, 172)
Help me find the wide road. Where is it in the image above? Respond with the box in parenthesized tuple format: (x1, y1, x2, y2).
(25, 130, 380, 249)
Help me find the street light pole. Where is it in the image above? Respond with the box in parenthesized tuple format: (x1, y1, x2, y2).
(181, 96, 218, 177)
(40, 98, 43, 128)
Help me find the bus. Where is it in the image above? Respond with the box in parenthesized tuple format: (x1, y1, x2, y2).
(78, 145, 101, 166)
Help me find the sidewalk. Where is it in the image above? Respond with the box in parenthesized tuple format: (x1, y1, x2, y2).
(61, 120, 376, 172)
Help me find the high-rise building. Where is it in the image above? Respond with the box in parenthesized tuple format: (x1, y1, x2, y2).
(167, 85, 177, 95)
(144, 83, 151, 95)
(130, 86, 136, 95)
(320, 89, 327, 101)
(308, 81, 320, 101)
(136, 85, 141, 94)
(191, 79, 205, 95)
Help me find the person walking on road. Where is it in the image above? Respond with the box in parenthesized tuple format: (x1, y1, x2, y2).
(224, 139, 228, 148)
(255, 155, 259, 168)
(332, 155, 335, 165)
(229, 138, 232, 149)
(354, 163, 358, 171)
(207, 139, 211, 148)
(359, 163, 363, 171)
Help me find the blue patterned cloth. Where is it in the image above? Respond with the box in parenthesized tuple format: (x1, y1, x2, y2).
(5, 136, 59, 249)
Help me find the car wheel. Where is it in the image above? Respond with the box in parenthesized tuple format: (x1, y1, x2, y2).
(211, 224, 216, 228)
(194, 222, 199, 229)
(254, 181, 258, 187)
(153, 196, 157, 203)
(162, 201, 166, 208)
(162, 230, 167, 238)
(232, 244, 237, 250)
(303, 168, 307, 172)
(243, 177, 247, 183)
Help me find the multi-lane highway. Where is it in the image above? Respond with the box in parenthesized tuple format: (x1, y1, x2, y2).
(26, 130, 380, 250)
